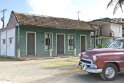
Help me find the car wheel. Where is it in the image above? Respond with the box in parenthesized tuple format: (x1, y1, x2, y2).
(100, 63, 118, 81)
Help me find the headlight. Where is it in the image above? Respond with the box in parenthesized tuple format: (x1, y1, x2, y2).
(78, 52, 85, 58)
(78, 53, 82, 58)
(92, 56, 97, 62)
(90, 65, 97, 68)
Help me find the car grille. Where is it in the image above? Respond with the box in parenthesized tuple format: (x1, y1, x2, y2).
(81, 59, 92, 64)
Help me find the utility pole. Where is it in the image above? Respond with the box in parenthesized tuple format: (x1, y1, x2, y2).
(77, 11, 81, 20)
(1, 9, 7, 28)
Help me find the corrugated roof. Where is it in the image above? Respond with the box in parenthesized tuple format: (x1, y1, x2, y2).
(13, 11, 94, 31)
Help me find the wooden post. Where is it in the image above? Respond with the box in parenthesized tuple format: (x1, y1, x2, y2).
(50, 49, 52, 57)
(74, 48, 76, 55)
(94, 31, 96, 48)
(17, 24, 20, 58)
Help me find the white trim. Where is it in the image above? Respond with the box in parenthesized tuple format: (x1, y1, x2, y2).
(67, 34, 74, 51)
(44, 32, 53, 51)
(80, 35, 87, 52)
(26, 31, 36, 55)
(15, 28, 16, 57)
(90, 32, 93, 49)
(56, 33, 65, 54)
(0, 32, 2, 55)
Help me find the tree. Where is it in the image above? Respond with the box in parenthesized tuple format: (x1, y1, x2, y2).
(107, 0, 124, 14)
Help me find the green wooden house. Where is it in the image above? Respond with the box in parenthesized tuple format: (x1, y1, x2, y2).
(0, 11, 94, 58)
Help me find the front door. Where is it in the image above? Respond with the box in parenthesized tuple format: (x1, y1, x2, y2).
(81, 36, 86, 52)
(57, 34, 64, 54)
(27, 33, 35, 55)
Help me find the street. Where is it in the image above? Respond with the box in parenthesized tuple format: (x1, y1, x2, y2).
(0, 57, 124, 83)
(33, 71, 124, 83)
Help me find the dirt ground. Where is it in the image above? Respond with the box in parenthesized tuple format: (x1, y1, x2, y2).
(1, 57, 124, 83)
(0, 57, 78, 83)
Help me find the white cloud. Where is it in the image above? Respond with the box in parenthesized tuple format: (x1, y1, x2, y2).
(27, 0, 71, 15)
(26, 0, 124, 21)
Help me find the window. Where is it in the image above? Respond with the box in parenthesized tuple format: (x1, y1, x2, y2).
(122, 19, 124, 21)
(46, 38, 50, 46)
(2, 39, 5, 44)
(45, 33, 52, 50)
(9, 37, 13, 44)
(68, 35, 74, 50)
(108, 40, 124, 49)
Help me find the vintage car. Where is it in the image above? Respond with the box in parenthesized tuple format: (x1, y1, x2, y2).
(76, 38, 124, 81)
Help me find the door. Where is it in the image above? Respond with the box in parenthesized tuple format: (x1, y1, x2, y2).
(57, 34, 64, 54)
(27, 33, 35, 55)
(81, 36, 86, 52)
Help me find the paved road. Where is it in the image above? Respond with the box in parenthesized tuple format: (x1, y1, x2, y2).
(33, 71, 124, 83)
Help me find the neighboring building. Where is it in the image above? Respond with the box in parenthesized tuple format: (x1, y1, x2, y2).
(90, 19, 122, 48)
(0, 11, 94, 58)
(111, 18, 124, 37)
(122, 26, 124, 37)
(112, 18, 124, 23)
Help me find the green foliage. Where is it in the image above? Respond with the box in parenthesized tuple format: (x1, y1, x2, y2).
(107, 0, 124, 14)
(97, 44, 106, 48)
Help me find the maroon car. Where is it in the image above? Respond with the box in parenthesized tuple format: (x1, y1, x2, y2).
(76, 38, 124, 81)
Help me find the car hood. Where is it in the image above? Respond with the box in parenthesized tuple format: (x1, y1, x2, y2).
(82, 48, 124, 59)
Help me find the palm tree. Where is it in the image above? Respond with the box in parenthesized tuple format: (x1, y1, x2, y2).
(107, 0, 124, 14)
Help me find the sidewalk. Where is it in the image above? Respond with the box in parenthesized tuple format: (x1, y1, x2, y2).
(19, 55, 78, 61)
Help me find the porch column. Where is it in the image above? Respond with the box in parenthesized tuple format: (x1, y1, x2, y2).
(94, 31, 96, 48)
(17, 23, 20, 58)
(50, 49, 52, 56)
(74, 30, 77, 55)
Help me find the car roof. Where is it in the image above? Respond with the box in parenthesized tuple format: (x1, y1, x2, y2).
(115, 38, 124, 41)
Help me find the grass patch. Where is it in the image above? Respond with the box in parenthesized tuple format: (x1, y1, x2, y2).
(0, 56, 16, 61)
(42, 58, 79, 67)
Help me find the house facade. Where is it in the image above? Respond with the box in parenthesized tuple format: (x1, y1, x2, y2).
(90, 20, 122, 48)
(0, 11, 94, 58)
(111, 18, 124, 37)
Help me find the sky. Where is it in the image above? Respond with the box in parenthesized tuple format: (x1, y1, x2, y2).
(0, 0, 124, 27)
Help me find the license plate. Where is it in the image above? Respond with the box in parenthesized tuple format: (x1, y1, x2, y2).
(76, 66, 82, 70)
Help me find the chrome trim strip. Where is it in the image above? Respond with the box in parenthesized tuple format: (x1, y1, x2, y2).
(86, 68, 102, 73)
(81, 58, 93, 64)
(105, 60, 124, 63)
(79, 61, 95, 66)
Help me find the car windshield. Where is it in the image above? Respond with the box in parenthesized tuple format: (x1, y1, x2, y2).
(108, 39, 124, 49)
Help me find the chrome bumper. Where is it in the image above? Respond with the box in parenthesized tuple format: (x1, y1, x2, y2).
(76, 61, 102, 73)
